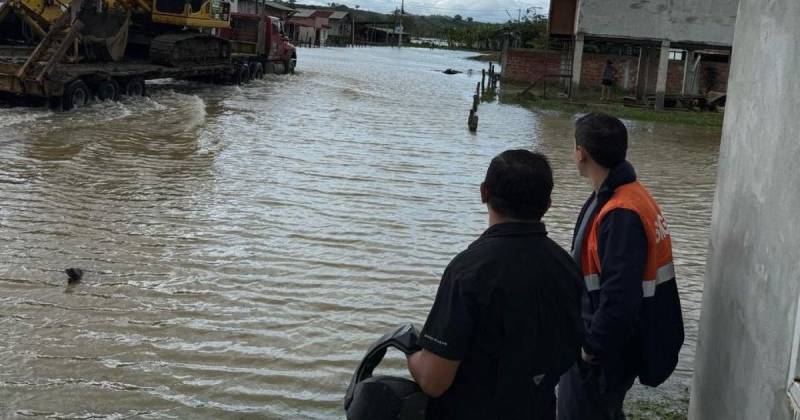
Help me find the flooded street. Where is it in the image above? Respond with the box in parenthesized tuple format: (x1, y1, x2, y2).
(0, 47, 720, 418)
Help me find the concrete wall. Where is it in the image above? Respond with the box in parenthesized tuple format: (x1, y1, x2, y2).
(689, 1, 800, 419)
(577, 0, 739, 46)
(297, 26, 316, 44)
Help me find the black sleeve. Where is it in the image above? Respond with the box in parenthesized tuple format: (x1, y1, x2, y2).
(584, 209, 647, 359)
(418, 266, 477, 361)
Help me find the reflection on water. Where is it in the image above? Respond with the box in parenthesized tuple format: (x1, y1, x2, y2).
(0, 47, 720, 418)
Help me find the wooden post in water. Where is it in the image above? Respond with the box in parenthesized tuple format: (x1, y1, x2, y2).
(473, 94, 479, 112)
(481, 69, 486, 95)
(475, 82, 480, 98)
(468, 109, 478, 132)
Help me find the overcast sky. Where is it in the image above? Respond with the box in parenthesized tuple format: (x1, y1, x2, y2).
(306, 0, 550, 23)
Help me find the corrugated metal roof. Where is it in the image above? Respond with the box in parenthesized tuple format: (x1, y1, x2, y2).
(263, 1, 295, 12)
(293, 9, 315, 17)
(329, 11, 349, 20)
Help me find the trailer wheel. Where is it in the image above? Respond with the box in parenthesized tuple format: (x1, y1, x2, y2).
(95, 79, 120, 102)
(252, 63, 264, 80)
(240, 65, 252, 84)
(233, 65, 251, 85)
(62, 80, 90, 110)
(124, 78, 146, 97)
(283, 57, 296, 75)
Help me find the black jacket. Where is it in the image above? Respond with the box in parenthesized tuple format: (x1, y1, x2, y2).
(572, 162, 648, 389)
(420, 222, 584, 419)
(572, 161, 684, 389)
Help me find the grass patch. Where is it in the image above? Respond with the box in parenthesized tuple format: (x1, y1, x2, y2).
(480, 87, 499, 103)
(503, 91, 724, 128)
(467, 52, 501, 62)
(624, 398, 688, 420)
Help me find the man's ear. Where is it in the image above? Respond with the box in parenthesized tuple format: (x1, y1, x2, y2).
(480, 183, 489, 204)
(575, 146, 588, 163)
(545, 197, 552, 214)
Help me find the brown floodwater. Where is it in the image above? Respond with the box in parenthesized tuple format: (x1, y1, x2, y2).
(0, 47, 720, 418)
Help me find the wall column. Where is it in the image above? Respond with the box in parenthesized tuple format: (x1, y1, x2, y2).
(569, 33, 584, 100)
(635, 47, 649, 100)
(689, 1, 800, 419)
(655, 40, 671, 109)
(681, 50, 692, 94)
(623, 59, 631, 91)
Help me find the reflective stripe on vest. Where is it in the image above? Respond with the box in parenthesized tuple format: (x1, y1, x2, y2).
(580, 181, 675, 299)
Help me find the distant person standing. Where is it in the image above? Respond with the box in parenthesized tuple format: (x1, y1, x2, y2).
(601, 61, 615, 101)
(558, 114, 684, 420)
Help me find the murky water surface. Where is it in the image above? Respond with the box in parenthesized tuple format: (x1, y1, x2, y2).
(0, 48, 720, 418)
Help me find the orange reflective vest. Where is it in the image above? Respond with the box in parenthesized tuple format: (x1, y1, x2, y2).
(580, 181, 675, 299)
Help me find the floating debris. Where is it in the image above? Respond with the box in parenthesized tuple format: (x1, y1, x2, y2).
(65, 268, 83, 284)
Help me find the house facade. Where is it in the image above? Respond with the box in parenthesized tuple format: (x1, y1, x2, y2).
(327, 11, 352, 45)
(288, 9, 331, 46)
(520, 0, 740, 108)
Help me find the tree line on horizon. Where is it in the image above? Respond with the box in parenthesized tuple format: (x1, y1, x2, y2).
(282, 1, 549, 50)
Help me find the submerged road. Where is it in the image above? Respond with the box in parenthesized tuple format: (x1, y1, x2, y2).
(0, 47, 719, 418)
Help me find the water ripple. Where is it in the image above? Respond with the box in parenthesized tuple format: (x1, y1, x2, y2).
(0, 47, 720, 418)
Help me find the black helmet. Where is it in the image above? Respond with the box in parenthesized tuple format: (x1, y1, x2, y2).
(344, 324, 428, 420)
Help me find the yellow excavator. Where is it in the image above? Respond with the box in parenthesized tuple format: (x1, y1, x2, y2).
(1, 0, 295, 108)
(0, 0, 232, 62)
(0, 0, 238, 105)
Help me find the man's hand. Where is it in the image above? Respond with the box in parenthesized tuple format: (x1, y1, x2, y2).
(407, 349, 460, 398)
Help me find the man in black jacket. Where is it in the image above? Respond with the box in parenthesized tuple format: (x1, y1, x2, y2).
(558, 114, 684, 420)
(406, 150, 584, 419)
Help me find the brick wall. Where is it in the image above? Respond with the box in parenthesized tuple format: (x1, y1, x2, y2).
(503, 49, 562, 84)
(579, 53, 638, 91)
(700, 61, 730, 92)
(504, 47, 730, 94)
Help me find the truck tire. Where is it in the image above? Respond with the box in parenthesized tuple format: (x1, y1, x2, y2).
(252, 63, 264, 80)
(283, 57, 296, 74)
(95, 79, 120, 102)
(234, 65, 251, 85)
(62, 80, 90, 110)
(124, 77, 146, 97)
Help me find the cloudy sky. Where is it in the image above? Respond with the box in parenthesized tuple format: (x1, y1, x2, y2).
(306, 0, 550, 23)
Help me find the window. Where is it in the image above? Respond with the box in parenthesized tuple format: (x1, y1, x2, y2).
(668, 50, 685, 61)
(788, 295, 800, 413)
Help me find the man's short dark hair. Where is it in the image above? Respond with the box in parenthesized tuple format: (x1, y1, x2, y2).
(574, 113, 628, 169)
(483, 150, 553, 221)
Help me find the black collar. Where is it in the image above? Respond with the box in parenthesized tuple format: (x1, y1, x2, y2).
(597, 161, 638, 200)
(480, 221, 547, 239)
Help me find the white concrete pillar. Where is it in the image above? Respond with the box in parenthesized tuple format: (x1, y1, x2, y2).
(681, 51, 692, 94)
(655, 40, 670, 110)
(570, 33, 584, 100)
(689, 1, 800, 419)
(623, 59, 631, 91)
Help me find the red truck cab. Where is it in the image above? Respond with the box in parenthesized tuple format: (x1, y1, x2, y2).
(220, 14, 297, 74)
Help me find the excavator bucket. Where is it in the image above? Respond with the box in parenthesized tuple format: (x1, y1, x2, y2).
(78, 8, 130, 62)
